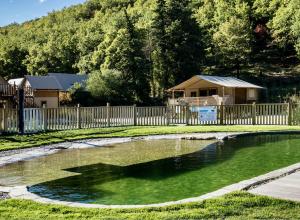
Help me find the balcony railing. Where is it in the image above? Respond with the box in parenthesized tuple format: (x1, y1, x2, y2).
(0, 84, 33, 97)
(0, 84, 17, 97)
(168, 95, 234, 106)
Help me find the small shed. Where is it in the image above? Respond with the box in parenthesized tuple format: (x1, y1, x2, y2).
(167, 75, 264, 106)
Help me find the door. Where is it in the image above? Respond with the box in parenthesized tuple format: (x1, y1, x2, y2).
(235, 88, 247, 104)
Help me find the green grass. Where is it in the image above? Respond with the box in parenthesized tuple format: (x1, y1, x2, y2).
(1, 126, 300, 219)
(1, 125, 300, 151)
(0, 192, 299, 219)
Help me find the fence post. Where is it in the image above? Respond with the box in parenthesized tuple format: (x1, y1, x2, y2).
(220, 102, 224, 125)
(166, 105, 170, 126)
(186, 103, 190, 125)
(133, 104, 137, 126)
(107, 103, 111, 127)
(42, 104, 48, 131)
(288, 101, 292, 126)
(18, 89, 25, 134)
(252, 102, 256, 125)
(77, 104, 81, 129)
(2, 104, 7, 132)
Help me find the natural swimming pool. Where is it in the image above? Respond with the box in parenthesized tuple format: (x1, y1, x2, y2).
(0, 133, 300, 205)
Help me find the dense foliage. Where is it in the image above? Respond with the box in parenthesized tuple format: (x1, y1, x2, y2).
(1, 0, 300, 104)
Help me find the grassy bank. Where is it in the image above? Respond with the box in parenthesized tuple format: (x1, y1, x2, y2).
(0, 192, 299, 219)
(1, 125, 300, 151)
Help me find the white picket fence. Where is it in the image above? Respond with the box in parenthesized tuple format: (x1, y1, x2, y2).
(0, 103, 294, 134)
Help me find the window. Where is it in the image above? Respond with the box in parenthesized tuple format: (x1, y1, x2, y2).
(199, 89, 208, 97)
(41, 101, 47, 107)
(209, 89, 217, 96)
(248, 89, 256, 100)
(199, 88, 218, 97)
(191, 91, 197, 97)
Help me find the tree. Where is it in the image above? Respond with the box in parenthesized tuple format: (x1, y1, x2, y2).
(87, 69, 131, 104)
(151, 0, 169, 98)
(151, 0, 203, 98)
(0, 38, 27, 79)
(213, 16, 252, 77)
(76, 12, 104, 73)
(92, 10, 150, 104)
(25, 23, 80, 75)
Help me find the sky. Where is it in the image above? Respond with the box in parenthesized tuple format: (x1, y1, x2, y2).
(0, 0, 86, 27)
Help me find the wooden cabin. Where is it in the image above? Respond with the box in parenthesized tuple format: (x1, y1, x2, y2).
(10, 73, 88, 108)
(24, 76, 61, 108)
(167, 75, 264, 106)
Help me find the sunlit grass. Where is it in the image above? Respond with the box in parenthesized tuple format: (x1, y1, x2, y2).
(0, 192, 299, 219)
(1, 125, 300, 151)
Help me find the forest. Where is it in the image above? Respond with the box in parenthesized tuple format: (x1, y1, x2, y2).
(0, 0, 300, 105)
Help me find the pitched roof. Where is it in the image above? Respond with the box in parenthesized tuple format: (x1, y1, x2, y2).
(48, 73, 88, 92)
(25, 75, 61, 90)
(168, 75, 264, 91)
(24, 73, 88, 91)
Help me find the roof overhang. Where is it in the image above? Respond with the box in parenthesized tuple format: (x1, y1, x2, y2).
(167, 75, 265, 92)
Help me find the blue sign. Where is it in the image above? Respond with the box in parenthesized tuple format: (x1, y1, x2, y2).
(190, 106, 218, 121)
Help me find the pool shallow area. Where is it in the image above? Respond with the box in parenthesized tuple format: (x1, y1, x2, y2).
(1, 134, 300, 205)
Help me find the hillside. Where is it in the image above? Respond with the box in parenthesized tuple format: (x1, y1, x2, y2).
(1, 0, 300, 103)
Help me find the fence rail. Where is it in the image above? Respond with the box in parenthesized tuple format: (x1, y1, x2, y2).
(0, 103, 297, 134)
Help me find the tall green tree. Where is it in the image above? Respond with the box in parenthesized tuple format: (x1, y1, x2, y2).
(152, 0, 203, 98)
(0, 38, 27, 79)
(213, 16, 252, 77)
(91, 10, 150, 103)
(151, 0, 169, 98)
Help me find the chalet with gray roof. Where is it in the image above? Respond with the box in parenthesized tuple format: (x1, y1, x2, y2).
(6, 73, 88, 108)
(167, 75, 264, 106)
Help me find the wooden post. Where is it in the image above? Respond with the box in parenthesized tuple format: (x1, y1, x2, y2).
(77, 104, 81, 129)
(166, 105, 170, 126)
(252, 102, 256, 125)
(220, 102, 224, 125)
(186, 103, 190, 125)
(107, 103, 111, 127)
(133, 104, 137, 126)
(42, 104, 48, 131)
(288, 101, 292, 126)
(2, 104, 7, 132)
(18, 89, 25, 134)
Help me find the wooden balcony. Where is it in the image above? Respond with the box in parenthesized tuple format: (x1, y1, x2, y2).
(0, 84, 33, 98)
(168, 95, 234, 106)
(0, 84, 17, 97)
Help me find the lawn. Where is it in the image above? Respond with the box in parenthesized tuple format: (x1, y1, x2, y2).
(1, 125, 300, 219)
(1, 125, 300, 151)
(0, 192, 299, 220)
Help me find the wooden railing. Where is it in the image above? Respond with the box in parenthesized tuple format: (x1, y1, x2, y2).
(168, 95, 234, 106)
(0, 103, 296, 134)
(0, 84, 33, 97)
(0, 84, 17, 97)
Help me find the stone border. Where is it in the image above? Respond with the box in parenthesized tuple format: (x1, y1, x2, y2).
(1, 131, 300, 208)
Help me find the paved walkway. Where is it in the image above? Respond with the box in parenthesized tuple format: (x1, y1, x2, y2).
(249, 171, 300, 202)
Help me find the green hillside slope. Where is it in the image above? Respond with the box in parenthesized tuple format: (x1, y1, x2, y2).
(1, 0, 300, 103)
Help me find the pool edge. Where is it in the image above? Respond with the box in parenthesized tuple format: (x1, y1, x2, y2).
(1, 130, 300, 208)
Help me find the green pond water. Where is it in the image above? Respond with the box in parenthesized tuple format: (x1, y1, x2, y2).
(1, 134, 300, 205)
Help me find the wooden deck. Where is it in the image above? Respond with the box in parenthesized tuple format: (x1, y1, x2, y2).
(249, 171, 300, 202)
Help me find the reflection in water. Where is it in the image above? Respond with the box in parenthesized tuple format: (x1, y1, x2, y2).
(1, 134, 300, 205)
(0, 139, 213, 186)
